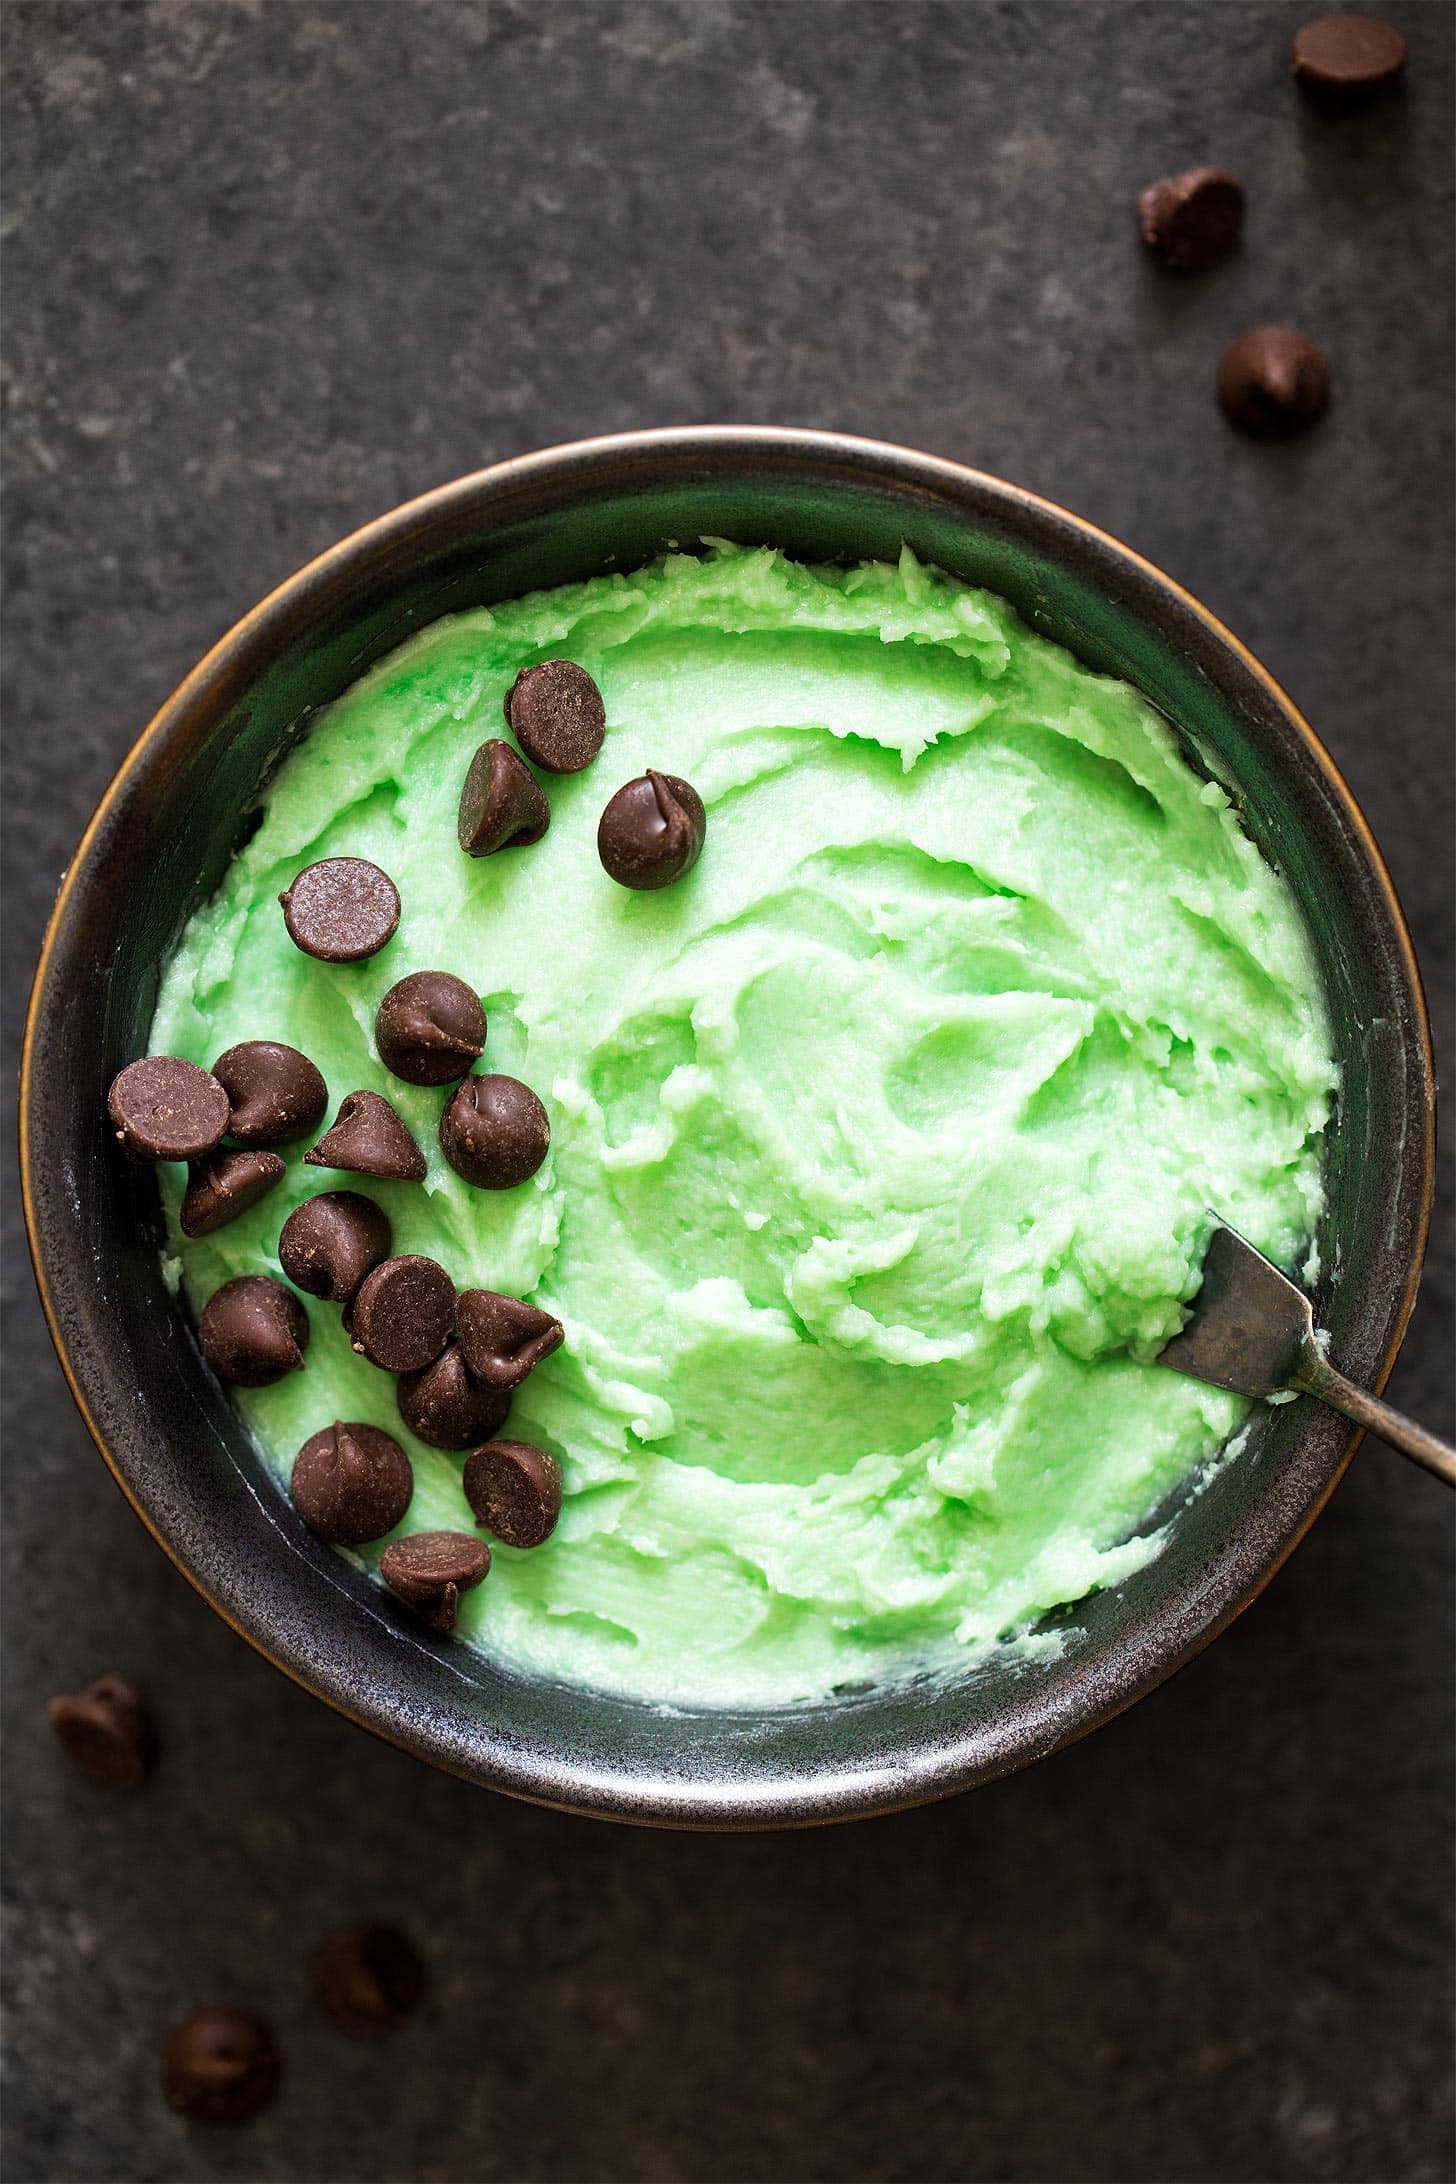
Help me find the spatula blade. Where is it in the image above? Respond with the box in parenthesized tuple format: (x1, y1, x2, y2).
(1157, 1223, 1315, 1399)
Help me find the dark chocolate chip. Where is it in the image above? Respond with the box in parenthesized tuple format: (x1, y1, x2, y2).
(1292, 14, 1406, 100)
(456, 1290, 564, 1391)
(1218, 327, 1330, 438)
(379, 1530, 490, 1632)
(1137, 166, 1244, 273)
(348, 1254, 455, 1373)
(213, 1040, 328, 1146)
(396, 1343, 511, 1452)
(161, 2009, 280, 2126)
(376, 972, 486, 1087)
(47, 1675, 151, 1788)
(311, 1923, 427, 2037)
(198, 1276, 310, 1387)
(291, 1421, 414, 1544)
(304, 1090, 427, 1182)
(280, 857, 400, 963)
(278, 1191, 393, 1303)
(180, 1148, 285, 1238)
(505, 659, 607, 773)
(463, 1440, 563, 1549)
(438, 1074, 550, 1190)
(597, 770, 706, 890)
(458, 739, 551, 856)
(108, 1056, 230, 1163)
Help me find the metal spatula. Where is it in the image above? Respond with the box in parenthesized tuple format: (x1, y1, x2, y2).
(1158, 1223, 1455, 1487)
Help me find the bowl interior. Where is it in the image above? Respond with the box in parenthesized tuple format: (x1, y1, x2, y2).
(25, 434, 1432, 1825)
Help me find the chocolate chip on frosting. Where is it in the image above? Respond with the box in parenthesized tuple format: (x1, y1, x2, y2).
(311, 1923, 427, 2037)
(278, 1190, 392, 1304)
(291, 1421, 414, 1545)
(347, 1254, 455, 1373)
(505, 660, 606, 773)
(280, 856, 400, 963)
(1292, 14, 1406, 101)
(48, 1674, 152, 1788)
(180, 1148, 285, 1238)
(456, 1289, 564, 1391)
(1218, 327, 1330, 438)
(439, 1075, 550, 1190)
(1137, 166, 1244, 272)
(108, 1056, 231, 1163)
(379, 1530, 490, 1632)
(458, 739, 550, 857)
(161, 2008, 280, 2126)
(396, 1343, 511, 1452)
(598, 770, 706, 890)
(304, 1090, 427, 1182)
(198, 1276, 310, 1387)
(375, 972, 486, 1087)
(213, 1040, 328, 1146)
(463, 1440, 563, 1549)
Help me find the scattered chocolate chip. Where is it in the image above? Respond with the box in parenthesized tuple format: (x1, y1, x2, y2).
(458, 739, 551, 856)
(108, 1056, 230, 1163)
(379, 1530, 490, 1632)
(1137, 166, 1244, 272)
(463, 1440, 563, 1549)
(213, 1040, 328, 1146)
(598, 770, 706, 890)
(1218, 326, 1331, 438)
(47, 1675, 151, 1788)
(456, 1290, 564, 1391)
(161, 2008, 280, 2126)
(1293, 14, 1406, 101)
(397, 1343, 511, 1452)
(180, 1148, 285, 1238)
(280, 857, 400, 963)
(505, 659, 607, 773)
(291, 1421, 414, 1545)
(311, 1923, 427, 2037)
(278, 1191, 393, 1303)
(304, 1090, 427, 1182)
(198, 1276, 310, 1387)
(439, 1075, 550, 1190)
(375, 972, 486, 1087)
(348, 1255, 455, 1373)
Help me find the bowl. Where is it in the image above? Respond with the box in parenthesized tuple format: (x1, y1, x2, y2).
(21, 428, 1434, 1828)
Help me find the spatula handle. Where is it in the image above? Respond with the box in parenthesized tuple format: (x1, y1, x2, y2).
(1294, 1338, 1456, 1487)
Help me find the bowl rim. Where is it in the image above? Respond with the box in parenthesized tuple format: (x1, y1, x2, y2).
(20, 425, 1436, 1827)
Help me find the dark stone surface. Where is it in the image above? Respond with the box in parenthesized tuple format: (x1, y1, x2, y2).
(3, 4, 1451, 2179)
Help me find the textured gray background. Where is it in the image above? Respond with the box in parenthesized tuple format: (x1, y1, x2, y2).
(3, 4, 1452, 2181)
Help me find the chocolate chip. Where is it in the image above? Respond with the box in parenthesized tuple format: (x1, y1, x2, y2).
(376, 972, 486, 1087)
(291, 1421, 414, 1544)
(278, 1191, 392, 1304)
(304, 1090, 427, 1182)
(379, 1530, 490, 1632)
(280, 857, 400, 963)
(598, 770, 706, 890)
(1137, 166, 1244, 272)
(458, 739, 551, 856)
(213, 1040, 328, 1146)
(438, 1074, 550, 1190)
(180, 1148, 285, 1238)
(456, 1290, 564, 1391)
(108, 1056, 230, 1163)
(1218, 327, 1331, 438)
(161, 2008, 280, 2126)
(463, 1440, 563, 1549)
(198, 1276, 310, 1387)
(47, 1675, 151, 1788)
(396, 1343, 511, 1452)
(311, 1923, 426, 2037)
(505, 659, 606, 773)
(1293, 14, 1406, 100)
(348, 1255, 455, 1373)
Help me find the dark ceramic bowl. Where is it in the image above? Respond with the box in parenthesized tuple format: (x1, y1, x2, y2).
(23, 429, 1434, 1827)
